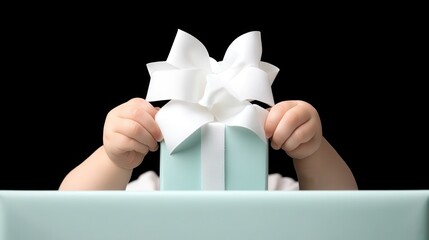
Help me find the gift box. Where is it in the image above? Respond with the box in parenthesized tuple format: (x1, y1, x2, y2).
(159, 122, 268, 190)
(145, 29, 279, 190)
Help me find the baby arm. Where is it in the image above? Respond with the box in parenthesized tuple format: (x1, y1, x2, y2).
(59, 98, 163, 190)
(265, 100, 358, 190)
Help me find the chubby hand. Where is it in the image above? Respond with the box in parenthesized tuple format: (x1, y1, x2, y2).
(102, 98, 163, 170)
(265, 100, 322, 160)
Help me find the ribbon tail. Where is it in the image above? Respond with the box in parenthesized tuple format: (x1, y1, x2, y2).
(223, 104, 268, 142)
(156, 100, 214, 154)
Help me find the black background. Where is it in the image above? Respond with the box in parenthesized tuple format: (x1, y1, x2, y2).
(2, 5, 427, 190)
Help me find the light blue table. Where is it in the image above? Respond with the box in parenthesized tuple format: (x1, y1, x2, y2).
(1, 190, 428, 240)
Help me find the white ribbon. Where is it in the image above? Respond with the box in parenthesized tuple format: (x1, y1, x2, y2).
(201, 122, 225, 190)
(146, 29, 279, 154)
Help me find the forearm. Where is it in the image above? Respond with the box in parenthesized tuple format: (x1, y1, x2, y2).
(59, 146, 132, 190)
(293, 137, 358, 190)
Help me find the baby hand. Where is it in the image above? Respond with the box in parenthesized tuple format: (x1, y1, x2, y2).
(102, 98, 163, 170)
(265, 100, 322, 160)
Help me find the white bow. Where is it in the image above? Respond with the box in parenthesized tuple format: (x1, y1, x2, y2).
(146, 29, 279, 154)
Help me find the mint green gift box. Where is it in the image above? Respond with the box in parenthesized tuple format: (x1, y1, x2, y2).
(145, 29, 280, 191)
(159, 122, 268, 190)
